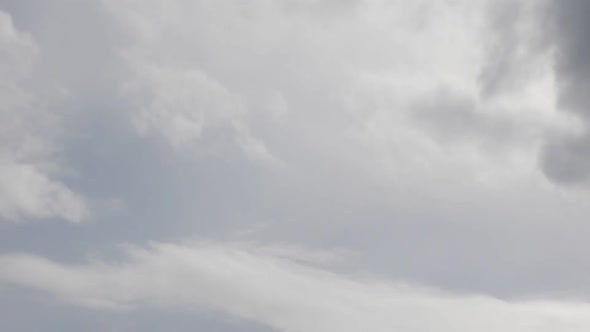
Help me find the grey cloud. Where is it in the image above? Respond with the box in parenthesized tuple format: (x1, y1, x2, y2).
(540, 0, 590, 185)
(541, 133, 590, 184)
(0, 0, 581, 293)
(478, 0, 551, 98)
(550, 0, 590, 115)
(411, 88, 522, 147)
(4, 0, 590, 330)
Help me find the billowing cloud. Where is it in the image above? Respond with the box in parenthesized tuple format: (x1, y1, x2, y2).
(101, 0, 566, 185)
(123, 62, 274, 163)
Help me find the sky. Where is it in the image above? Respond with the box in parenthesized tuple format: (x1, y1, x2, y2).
(2, 0, 590, 331)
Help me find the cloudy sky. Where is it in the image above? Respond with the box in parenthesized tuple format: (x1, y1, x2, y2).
(2, 0, 590, 331)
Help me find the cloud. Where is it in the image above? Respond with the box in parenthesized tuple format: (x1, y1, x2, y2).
(122, 62, 275, 163)
(2, 241, 590, 332)
(0, 161, 88, 223)
(114, 0, 558, 182)
(0, 11, 87, 223)
(411, 88, 537, 149)
(102, 0, 279, 165)
(4, 0, 590, 329)
(538, 0, 590, 186)
(477, 0, 551, 98)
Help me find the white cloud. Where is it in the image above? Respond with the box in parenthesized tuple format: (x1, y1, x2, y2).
(0, 11, 87, 223)
(125, 64, 236, 147)
(91, 2, 590, 267)
(103, 0, 278, 164)
(102, 0, 571, 187)
(1, 241, 590, 332)
(0, 161, 87, 222)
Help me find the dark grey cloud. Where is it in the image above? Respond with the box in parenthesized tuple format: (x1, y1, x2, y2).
(540, 0, 590, 185)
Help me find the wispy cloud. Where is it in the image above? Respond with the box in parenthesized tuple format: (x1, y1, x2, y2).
(2, 241, 590, 332)
(0, 11, 87, 223)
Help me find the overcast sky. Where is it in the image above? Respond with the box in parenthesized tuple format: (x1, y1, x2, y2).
(2, 0, 590, 331)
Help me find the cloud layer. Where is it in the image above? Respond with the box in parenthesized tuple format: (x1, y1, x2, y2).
(2, 0, 590, 331)
(3, 241, 590, 332)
